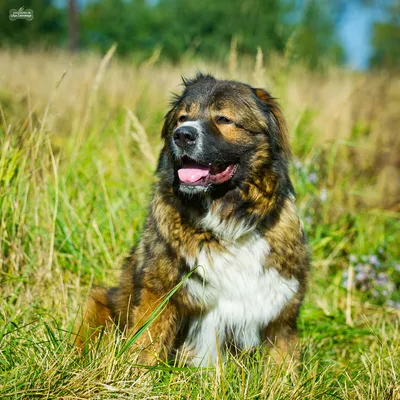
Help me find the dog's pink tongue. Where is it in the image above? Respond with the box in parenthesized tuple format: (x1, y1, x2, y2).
(178, 165, 209, 183)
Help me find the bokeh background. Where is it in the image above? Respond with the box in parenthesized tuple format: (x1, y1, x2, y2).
(0, 1, 399, 399)
(1, 0, 400, 69)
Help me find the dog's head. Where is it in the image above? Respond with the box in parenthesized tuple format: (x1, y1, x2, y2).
(157, 73, 291, 202)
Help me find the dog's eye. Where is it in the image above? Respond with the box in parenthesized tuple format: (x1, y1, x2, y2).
(178, 115, 188, 123)
(216, 116, 233, 124)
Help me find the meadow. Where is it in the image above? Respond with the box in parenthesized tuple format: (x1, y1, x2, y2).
(0, 47, 399, 399)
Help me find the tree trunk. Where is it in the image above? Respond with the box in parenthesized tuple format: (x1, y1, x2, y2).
(68, 0, 79, 52)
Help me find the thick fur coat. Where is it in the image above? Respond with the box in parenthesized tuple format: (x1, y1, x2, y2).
(78, 74, 309, 367)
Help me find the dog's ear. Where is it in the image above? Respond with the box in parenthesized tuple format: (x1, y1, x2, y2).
(161, 91, 182, 138)
(253, 88, 291, 160)
(161, 109, 174, 138)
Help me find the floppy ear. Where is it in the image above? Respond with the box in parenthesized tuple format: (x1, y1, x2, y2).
(161, 110, 173, 138)
(161, 91, 183, 138)
(162, 104, 180, 138)
(253, 88, 292, 160)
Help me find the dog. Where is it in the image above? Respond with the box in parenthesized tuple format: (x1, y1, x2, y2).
(78, 73, 309, 368)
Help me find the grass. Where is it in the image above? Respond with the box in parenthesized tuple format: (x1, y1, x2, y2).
(0, 47, 399, 399)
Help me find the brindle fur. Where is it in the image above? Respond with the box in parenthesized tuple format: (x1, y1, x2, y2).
(77, 74, 309, 366)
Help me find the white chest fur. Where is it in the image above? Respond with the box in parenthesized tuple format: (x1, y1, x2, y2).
(182, 233, 299, 367)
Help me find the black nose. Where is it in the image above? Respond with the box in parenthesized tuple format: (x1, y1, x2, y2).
(173, 126, 198, 147)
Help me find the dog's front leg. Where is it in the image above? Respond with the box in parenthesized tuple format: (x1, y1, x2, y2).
(131, 288, 179, 366)
(261, 302, 300, 369)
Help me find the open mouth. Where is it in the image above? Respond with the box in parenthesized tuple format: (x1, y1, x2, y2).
(177, 157, 238, 187)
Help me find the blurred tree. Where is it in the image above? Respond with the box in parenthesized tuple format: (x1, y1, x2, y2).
(0, 0, 66, 48)
(150, 0, 294, 61)
(68, 0, 79, 51)
(0, 0, 345, 69)
(81, 0, 157, 57)
(80, 0, 343, 66)
(291, 0, 344, 69)
(370, 1, 400, 69)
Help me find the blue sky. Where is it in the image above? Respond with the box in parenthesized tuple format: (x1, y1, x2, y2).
(337, 1, 389, 69)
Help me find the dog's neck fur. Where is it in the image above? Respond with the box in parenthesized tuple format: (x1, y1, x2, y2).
(154, 168, 290, 246)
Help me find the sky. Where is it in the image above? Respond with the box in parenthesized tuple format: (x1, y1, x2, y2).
(337, 1, 389, 69)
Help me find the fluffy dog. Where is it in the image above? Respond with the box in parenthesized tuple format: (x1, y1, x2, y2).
(78, 73, 309, 367)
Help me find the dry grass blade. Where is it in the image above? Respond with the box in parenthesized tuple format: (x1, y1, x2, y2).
(81, 43, 118, 133)
(126, 109, 157, 169)
(252, 46, 265, 87)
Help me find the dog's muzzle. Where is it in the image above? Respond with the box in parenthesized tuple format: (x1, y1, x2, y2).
(173, 125, 198, 149)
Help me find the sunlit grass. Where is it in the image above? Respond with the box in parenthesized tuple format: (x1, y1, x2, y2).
(0, 48, 399, 399)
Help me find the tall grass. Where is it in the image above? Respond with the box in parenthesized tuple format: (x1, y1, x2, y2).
(0, 48, 399, 399)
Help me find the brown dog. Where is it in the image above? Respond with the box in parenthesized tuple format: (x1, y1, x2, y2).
(78, 74, 309, 367)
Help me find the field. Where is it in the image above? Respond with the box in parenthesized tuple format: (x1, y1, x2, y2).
(0, 47, 399, 399)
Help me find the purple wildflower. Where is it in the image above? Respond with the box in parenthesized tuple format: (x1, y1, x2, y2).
(305, 216, 313, 225)
(386, 300, 400, 310)
(376, 273, 388, 285)
(356, 271, 368, 282)
(293, 158, 304, 170)
(349, 254, 358, 264)
(369, 255, 380, 266)
(307, 172, 318, 184)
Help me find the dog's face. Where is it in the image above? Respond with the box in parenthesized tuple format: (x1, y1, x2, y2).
(158, 74, 291, 199)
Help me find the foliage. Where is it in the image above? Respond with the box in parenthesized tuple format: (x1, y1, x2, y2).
(0, 0, 343, 68)
(0, 0, 66, 47)
(290, 0, 344, 68)
(370, 1, 400, 69)
(149, 0, 294, 61)
(80, 0, 343, 67)
(81, 0, 157, 57)
(2, 0, 400, 69)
